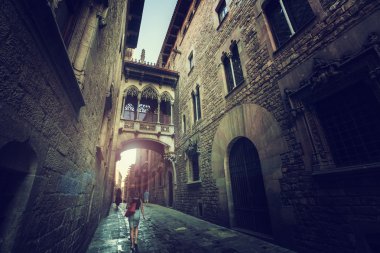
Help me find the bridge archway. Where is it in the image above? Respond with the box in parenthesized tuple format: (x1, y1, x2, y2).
(116, 138, 177, 207)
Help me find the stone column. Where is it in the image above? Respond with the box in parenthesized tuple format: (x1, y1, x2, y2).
(136, 93, 141, 121)
(170, 101, 174, 125)
(72, 4, 103, 88)
(121, 95, 126, 119)
(157, 98, 161, 124)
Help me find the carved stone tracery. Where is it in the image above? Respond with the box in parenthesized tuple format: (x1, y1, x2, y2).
(126, 86, 139, 97)
(141, 86, 158, 99)
(161, 92, 173, 102)
(163, 152, 176, 163)
(286, 33, 380, 170)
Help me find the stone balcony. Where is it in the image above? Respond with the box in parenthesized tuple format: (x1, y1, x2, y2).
(120, 119, 174, 136)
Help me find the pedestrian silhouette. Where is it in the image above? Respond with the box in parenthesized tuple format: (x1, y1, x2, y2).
(115, 188, 122, 209)
(143, 189, 149, 204)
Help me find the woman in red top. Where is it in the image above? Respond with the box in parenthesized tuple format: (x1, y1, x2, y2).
(127, 192, 145, 251)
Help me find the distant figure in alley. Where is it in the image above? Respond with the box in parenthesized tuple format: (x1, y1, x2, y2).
(143, 190, 149, 204)
(115, 188, 122, 209)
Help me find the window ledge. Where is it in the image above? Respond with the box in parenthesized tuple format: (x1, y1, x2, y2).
(191, 118, 203, 131)
(224, 80, 245, 99)
(312, 162, 380, 177)
(188, 66, 194, 76)
(186, 180, 202, 186)
(272, 16, 316, 56)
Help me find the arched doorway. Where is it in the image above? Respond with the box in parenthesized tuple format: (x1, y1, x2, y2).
(168, 171, 173, 207)
(228, 137, 272, 235)
(0, 141, 37, 252)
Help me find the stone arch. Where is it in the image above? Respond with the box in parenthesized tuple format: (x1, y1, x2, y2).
(0, 141, 38, 253)
(141, 85, 159, 99)
(117, 138, 169, 155)
(123, 85, 140, 120)
(124, 85, 139, 97)
(161, 91, 173, 102)
(211, 103, 292, 243)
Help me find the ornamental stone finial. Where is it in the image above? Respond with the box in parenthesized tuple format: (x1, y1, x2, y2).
(140, 49, 146, 63)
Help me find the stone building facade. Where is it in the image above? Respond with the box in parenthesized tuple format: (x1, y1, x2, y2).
(0, 0, 143, 252)
(114, 50, 179, 208)
(126, 148, 175, 206)
(160, 0, 380, 252)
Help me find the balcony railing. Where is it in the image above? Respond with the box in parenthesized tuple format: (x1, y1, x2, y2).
(122, 110, 171, 124)
(120, 118, 174, 135)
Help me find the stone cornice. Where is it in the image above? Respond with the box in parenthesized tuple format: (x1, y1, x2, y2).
(124, 60, 179, 88)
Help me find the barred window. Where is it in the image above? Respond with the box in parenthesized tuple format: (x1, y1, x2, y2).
(315, 82, 380, 167)
(264, 0, 314, 47)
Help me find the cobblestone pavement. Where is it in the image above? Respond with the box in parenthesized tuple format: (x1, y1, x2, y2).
(87, 203, 295, 253)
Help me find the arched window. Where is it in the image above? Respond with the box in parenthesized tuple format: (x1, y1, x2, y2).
(140, 87, 159, 122)
(186, 140, 200, 182)
(192, 85, 202, 123)
(222, 41, 244, 93)
(230, 43, 244, 86)
(123, 86, 139, 120)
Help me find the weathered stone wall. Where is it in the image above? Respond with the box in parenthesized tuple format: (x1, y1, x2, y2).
(0, 0, 127, 252)
(171, 0, 380, 251)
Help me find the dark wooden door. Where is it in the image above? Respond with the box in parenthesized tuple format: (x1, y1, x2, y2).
(229, 138, 272, 235)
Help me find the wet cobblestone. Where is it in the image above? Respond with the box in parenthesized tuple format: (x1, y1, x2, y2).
(87, 204, 295, 253)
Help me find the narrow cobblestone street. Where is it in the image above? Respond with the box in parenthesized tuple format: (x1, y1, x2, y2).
(87, 204, 295, 253)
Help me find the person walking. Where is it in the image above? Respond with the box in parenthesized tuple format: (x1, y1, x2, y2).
(143, 189, 149, 204)
(115, 188, 122, 209)
(127, 192, 145, 251)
